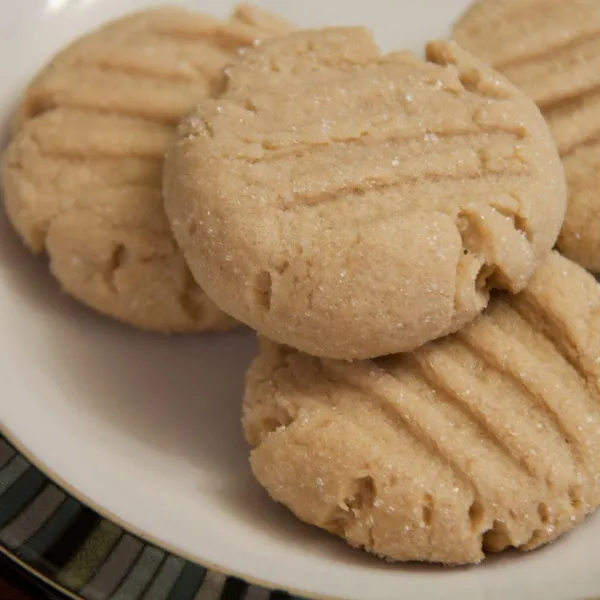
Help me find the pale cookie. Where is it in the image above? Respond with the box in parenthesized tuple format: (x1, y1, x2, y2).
(1, 6, 293, 331)
(244, 251, 600, 564)
(165, 29, 566, 359)
(454, 0, 600, 272)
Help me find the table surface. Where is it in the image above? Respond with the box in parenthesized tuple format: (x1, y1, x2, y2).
(0, 553, 57, 600)
(0, 579, 29, 600)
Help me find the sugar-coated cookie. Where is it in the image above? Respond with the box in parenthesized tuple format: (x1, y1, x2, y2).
(244, 252, 600, 564)
(454, 0, 600, 272)
(1, 5, 293, 331)
(165, 29, 566, 359)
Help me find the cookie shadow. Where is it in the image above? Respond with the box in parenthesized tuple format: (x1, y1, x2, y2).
(214, 474, 411, 570)
(0, 198, 257, 476)
(0, 100, 15, 152)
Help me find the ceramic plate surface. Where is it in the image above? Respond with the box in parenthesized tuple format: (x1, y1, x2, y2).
(1, 1, 600, 600)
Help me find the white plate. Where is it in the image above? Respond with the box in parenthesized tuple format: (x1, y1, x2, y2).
(2, 2, 600, 599)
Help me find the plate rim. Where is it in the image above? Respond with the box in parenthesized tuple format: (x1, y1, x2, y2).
(0, 430, 319, 600)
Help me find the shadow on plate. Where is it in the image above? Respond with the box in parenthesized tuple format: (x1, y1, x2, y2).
(0, 205, 256, 473)
(214, 474, 433, 570)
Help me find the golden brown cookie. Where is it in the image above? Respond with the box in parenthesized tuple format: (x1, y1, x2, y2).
(165, 29, 566, 359)
(244, 251, 600, 564)
(453, 0, 600, 272)
(1, 5, 293, 331)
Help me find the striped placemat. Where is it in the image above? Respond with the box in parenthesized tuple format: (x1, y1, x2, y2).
(0, 437, 302, 600)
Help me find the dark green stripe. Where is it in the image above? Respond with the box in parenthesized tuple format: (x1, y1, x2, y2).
(0, 439, 16, 469)
(220, 578, 247, 600)
(166, 563, 206, 600)
(0, 455, 30, 496)
(0, 469, 46, 528)
(17, 497, 81, 564)
(37, 506, 100, 574)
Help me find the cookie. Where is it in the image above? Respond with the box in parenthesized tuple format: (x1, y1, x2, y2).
(1, 6, 293, 331)
(164, 29, 566, 359)
(453, 0, 600, 272)
(243, 251, 600, 564)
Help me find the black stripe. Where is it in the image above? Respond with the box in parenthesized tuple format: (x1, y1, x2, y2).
(270, 592, 291, 600)
(0, 470, 46, 529)
(33, 506, 100, 575)
(166, 562, 206, 600)
(0, 439, 16, 470)
(220, 577, 248, 600)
